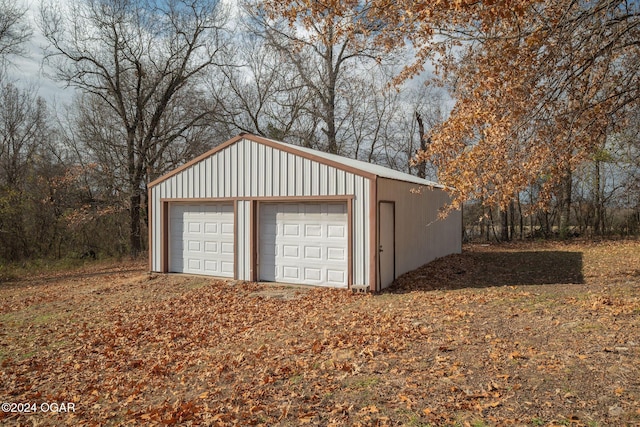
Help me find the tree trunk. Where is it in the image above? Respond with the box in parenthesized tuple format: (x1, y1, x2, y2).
(129, 190, 142, 257)
(509, 199, 515, 240)
(489, 207, 500, 242)
(326, 97, 338, 154)
(480, 201, 486, 240)
(559, 168, 572, 239)
(594, 158, 602, 236)
(500, 206, 509, 242)
(325, 27, 338, 155)
(517, 196, 524, 240)
(415, 111, 428, 179)
(127, 128, 142, 258)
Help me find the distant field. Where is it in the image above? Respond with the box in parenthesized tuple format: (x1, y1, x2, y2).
(1, 241, 639, 426)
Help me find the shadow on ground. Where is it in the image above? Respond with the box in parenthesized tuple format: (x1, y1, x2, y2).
(388, 249, 584, 293)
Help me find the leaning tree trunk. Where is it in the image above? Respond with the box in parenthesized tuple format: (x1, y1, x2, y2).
(415, 111, 429, 179)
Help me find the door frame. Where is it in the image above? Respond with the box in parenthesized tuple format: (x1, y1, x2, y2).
(378, 200, 396, 290)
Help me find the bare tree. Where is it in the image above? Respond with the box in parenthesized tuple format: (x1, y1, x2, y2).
(410, 84, 445, 180)
(249, 1, 388, 154)
(40, 0, 229, 256)
(0, 0, 31, 69)
(211, 31, 313, 142)
(0, 83, 49, 259)
(0, 83, 46, 186)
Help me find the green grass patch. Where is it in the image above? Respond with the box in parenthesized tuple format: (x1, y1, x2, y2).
(346, 376, 380, 389)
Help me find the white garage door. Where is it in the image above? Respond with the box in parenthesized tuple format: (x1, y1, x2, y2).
(259, 202, 348, 288)
(169, 203, 234, 277)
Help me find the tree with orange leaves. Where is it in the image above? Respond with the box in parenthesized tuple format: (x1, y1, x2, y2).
(261, 0, 640, 216)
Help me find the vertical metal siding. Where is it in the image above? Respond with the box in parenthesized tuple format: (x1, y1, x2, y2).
(286, 152, 294, 195)
(221, 151, 228, 197)
(236, 200, 251, 280)
(264, 145, 272, 197)
(303, 158, 311, 195)
(352, 175, 367, 285)
(376, 177, 462, 288)
(150, 138, 370, 287)
(205, 158, 211, 198)
(337, 169, 345, 196)
(320, 164, 328, 195)
(151, 186, 159, 269)
(258, 144, 265, 197)
(272, 147, 279, 197)
(190, 166, 196, 197)
(233, 145, 240, 196)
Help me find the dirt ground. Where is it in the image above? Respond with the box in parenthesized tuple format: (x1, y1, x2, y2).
(1, 240, 639, 426)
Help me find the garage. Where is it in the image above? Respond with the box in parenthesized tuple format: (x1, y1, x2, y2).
(149, 133, 462, 291)
(169, 203, 234, 277)
(259, 202, 348, 287)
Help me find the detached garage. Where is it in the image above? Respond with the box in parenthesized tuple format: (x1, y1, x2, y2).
(148, 133, 461, 292)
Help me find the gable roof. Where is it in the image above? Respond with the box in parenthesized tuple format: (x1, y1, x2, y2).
(149, 133, 443, 188)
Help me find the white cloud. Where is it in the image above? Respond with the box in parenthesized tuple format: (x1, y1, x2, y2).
(5, 0, 76, 105)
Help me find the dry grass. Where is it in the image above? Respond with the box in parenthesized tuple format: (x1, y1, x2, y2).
(1, 240, 639, 426)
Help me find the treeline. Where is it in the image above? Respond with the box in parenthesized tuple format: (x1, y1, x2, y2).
(1, 0, 639, 262)
(464, 121, 640, 241)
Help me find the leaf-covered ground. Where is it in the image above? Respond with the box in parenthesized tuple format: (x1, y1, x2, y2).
(1, 241, 639, 426)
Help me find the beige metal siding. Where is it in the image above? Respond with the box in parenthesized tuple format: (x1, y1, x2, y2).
(236, 200, 251, 281)
(150, 138, 370, 285)
(376, 177, 462, 289)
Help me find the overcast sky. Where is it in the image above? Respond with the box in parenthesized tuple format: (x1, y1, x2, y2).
(7, 0, 240, 106)
(6, 0, 75, 105)
(7, 0, 447, 114)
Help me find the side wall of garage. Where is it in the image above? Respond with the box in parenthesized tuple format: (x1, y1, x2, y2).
(376, 178, 462, 289)
(149, 137, 372, 286)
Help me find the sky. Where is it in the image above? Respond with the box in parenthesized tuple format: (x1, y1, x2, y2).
(6, 0, 77, 105)
(7, 0, 239, 106)
(7, 0, 449, 115)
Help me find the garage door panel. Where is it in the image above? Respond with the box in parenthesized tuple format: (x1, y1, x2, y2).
(304, 246, 321, 259)
(304, 224, 322, 237)
(260, 202, 348, 288)
(327, 225, 345, 238)
(260, 243, 276, 255)
(204, 241, 218, 253)
(304, 204, 321, 214)
(221, 223, 234, 234)
(204, 260, 218, 272)
(261, 224, 276, 236)
(327, 270, 345, 285)
(188, 240, 201, 252)
(204, 223, 218, 234)
(283, 245, 299, 258)
(281, 204, 299, 214)
(304, 268, 321, 281)
(327, 203, 345, 214)
(327, 247, 345, 261)
(221, 242, 234, 254)
(283, 223, 300, 237)
(170, 203, 234, 277)
(282, 266, 300, 280)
